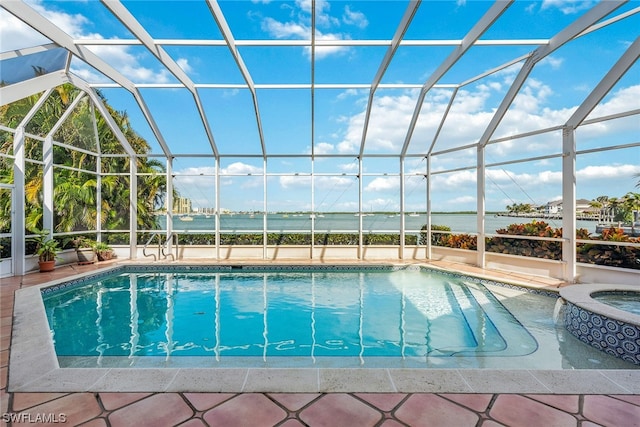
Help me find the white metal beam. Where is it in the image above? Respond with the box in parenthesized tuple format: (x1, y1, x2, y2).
(10, 88, 55, 274)
(311, 0, 316, 159)
(400, 0, 513, 157)
(100, 0, 218, 158)
(67, 74, 136, 158)
(0, 71, 68, 106)
(359, 0, 421, 157)
(0, 42, 60, 60)
(46, 92, 86, 138)
(74, 38, 552, 47)
(562, 127, 577, 282)
(42, 90, 85, 236)
(477, 0, 627, 148)
(1, 1, 135, 90)
(426, 87, 458, 156)
(206, 0, 265, 158)
(1, 0, 172, 157)
(566, 36, 639, 128)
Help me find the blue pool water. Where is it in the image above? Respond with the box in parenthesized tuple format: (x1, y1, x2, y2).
(40, 266, 639, 369)
(42, 267, 537, 361)
(593, 291, 640, 316)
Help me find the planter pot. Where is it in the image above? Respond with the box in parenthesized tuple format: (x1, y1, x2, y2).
(39, 260, 56, 272)
(97, 250, 113, 261)
(76, 248, 96, 265)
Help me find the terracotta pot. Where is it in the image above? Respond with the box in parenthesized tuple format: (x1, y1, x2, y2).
(39, 260, 56, 272)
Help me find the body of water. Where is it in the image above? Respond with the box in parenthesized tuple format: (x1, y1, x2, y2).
(159, 213, 597, 235)
(43, 266, 636, 369)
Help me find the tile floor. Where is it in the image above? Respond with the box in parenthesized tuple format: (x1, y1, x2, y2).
(2, 260, 640, 426)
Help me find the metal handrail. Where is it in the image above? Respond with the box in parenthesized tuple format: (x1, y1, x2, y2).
(142, 233, 161, 261)
(161, 232, 177, 261)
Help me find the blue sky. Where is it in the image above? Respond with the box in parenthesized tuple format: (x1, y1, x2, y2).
(1, 0, 639, 213)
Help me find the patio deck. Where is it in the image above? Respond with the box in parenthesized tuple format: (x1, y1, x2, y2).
(2, 260, 639, 426)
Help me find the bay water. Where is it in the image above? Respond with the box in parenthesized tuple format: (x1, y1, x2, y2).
(159, 213, 597, 234)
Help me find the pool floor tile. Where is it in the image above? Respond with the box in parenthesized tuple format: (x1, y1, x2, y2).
(395, 393, 479, 427)
(202, 393, 287, 427)
(183, 392, 236, 411)
(582, 395, 640, 427)
(98, 392, 152, 411)
(12, 393, 102, 427)
(524, 394, 580, 414)
(440, 393, 494, 412)
(267, 393, 321, 411)
(298, 394, 382, 427)
(108, 393, 193, 427)
(177, 419, 208, 427)
(489, 395, 578, 427)
(353, 393, 407, 412)
(78, 418, 109, 427)
(10, 392, 68, 412)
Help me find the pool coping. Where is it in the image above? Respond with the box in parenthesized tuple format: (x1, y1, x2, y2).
(560, 283, 640, 325)
(9, 264, 640, 394)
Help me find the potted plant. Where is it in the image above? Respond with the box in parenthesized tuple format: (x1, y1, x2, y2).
(95, 241, 114, 261)
(29, 229, 61, 272)
(70, 236, 96, 265)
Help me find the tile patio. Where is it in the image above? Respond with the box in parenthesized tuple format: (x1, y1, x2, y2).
(2, 261, 639, 426)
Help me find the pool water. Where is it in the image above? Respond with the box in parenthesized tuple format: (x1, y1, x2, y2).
(593, 292, 640, 316)
(41, 266, 639, 369)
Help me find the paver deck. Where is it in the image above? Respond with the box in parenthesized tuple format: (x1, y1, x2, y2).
(2, 260, 639, 426)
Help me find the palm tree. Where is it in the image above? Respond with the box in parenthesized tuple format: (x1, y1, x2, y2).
(621, 192, 640, 233)
(0, 83, 168, 241)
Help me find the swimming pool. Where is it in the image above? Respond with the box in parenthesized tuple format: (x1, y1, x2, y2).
(593, 291, 640, 316)
(39, 265, 637, 370)
(42, 266, 538, 367)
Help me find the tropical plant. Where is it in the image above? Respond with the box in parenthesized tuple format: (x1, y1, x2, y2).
(68, 235, 96, 249)
(94, 241, 114, 261)
(505, 203, 534, 215)
(28, 229, 60, 262)
(0, 83, 169, 240)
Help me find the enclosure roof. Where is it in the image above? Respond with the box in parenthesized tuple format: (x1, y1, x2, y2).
(1, 1, 638, 165)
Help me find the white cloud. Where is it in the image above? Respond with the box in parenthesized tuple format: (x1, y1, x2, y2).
(257, 0, 368, 60)
(221, 162, 263, 175)
(589, 85, 640, 118)
(316, 176, 353, 188)
(314, 142, 335, 154)
(540, 56, 564, 70)
(1, 1, 179, 84)
(540, 0, 597, 15)
(279, 175, 311, 189)
(338, 162, 359, 172)
(0, 9, 50, 51)
(261, 17, 308, 38)
(577, 164, 640, 182)
(342, 6, 368, 29)
(365, 176, 399, 192)
(337, 88, 366, 101)
(176, 58, 192, 74)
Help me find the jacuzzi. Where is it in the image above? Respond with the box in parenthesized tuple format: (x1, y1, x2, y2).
(560, 284, 640, 366)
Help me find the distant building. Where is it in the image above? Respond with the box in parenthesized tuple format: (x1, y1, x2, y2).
(576, 199, 592, 213)
(544, 200, 562, 215)
(174, 197, 192, 214)
(543, 199, 599, 218)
